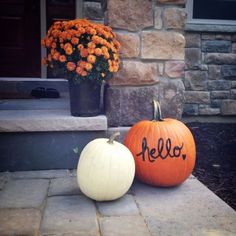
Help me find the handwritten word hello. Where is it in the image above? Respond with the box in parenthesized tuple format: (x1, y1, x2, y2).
(136, 137, 186, 162)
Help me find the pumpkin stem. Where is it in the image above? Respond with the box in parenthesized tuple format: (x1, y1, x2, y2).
(107, 132, 120, 144)
(152, 100, 163, 121)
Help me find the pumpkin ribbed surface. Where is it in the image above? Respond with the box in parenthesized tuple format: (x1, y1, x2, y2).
(124, 119, 196, 187)
(77, 138, 135, 201)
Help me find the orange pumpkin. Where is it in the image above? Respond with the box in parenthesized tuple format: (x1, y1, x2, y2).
(124, 100, 196, 187)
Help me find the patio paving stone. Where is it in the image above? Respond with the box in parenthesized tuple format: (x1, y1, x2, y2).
(0, 179, 49, 209)
(0, 208, 41, 235)
(11, 169, 74, 179)
(97, 194, 139, 216)
(48, 177, 81, 196)
(99, 216, 151, 236)
(40, 195, 98, 235)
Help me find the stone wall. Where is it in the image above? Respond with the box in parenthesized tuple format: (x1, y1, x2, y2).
(84, 0, 236, 125)
(104, 0, 186, 126)
(184, 32, 236, 116)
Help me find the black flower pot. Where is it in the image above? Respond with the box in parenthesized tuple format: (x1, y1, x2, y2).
(68, 79, 102, 117)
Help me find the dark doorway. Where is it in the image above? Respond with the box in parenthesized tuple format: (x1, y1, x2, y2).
(0, 0, 41, 77)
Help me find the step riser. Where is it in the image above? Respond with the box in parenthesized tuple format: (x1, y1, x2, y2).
(0, 131, 106, 171)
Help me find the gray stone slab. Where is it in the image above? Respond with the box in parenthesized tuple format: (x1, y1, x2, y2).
(145, 216, 236, 236)
(48, 177, 81, 196)
(0, 179, 49, 208)
(11, 169, 74, 179)
(97, 194, 139, 216)
(0, 208, 41, 236)
(0, 172, 10, 190)
(40, 195, 98, 235)
(0, 110, 107, 132)
(100, 216, 151, 236)
(133, 178, 236, 234)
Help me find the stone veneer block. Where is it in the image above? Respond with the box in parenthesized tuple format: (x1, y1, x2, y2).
(106, 85, 159, 126)
(157, 0, 186, 4)
(163, 8, 186, 29)
(100, 216, 151, 236)
(165, 61, 185, 78)
(185, 91, 210, 104)
(207, 80, 231, 91)
(158, 78, 185, 119)
(199, 105, 220, 115)
(0, 209, 41, 236)
(221, 100, 236, 115)
(211, 91, 230, 99)
(40, 195, 98, 235)
(221, 65, 236, 80)
(106, 79, 184, 126)
(202, 40, 231, 53)
(205, 53, 236, 64)
(0, 179, 49, 209)
(185, 71, 207, 91)
(107, 0, 153, 31)
(109, 61, 158, 86)
(208, 65, 221, 80)
(185, 48, 201, 69)
(185, 33, 201, 48)
(83, 2, 103, 20)
(141, 31, 185, 60)
(116, 32, 140, 58)
(183, 104, 199, 116)
(0, 110, 107, 132)
(231, 89, 236, 99)
(154, 7, 162, 29)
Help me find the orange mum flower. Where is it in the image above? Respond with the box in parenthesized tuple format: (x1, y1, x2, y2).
(81, 71, 88, 76)
(59, 55, 66, 63)
(80, 48, 88, 58)
(94, 48, 102, 56)
(87, 42, 96, 49)
(66, 62, 76, 71)
(76, 66, 83, 75)
(77, 44, 84, 50)
(85, 63, 93, 71)
(87, 55, 96, 64)
(52, 52, 60, 60)
(65, 47, 73, 55)
(71, 37, 79, 45)
(87, 48, 95, 54)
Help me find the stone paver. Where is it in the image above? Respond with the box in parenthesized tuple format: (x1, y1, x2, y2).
(99, 216, 151, 236)
(133, 178, 236, 234)
(97, 194, 139, 216)
(0, 208, 41, 235)
(0, 179, 49, 208)
(48, 177, 81, 196)
(11, 169, 75, 179)
(40, 195, 98, 235)
(0, 170, 235, 236)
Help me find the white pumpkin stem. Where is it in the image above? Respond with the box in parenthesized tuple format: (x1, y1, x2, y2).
(107, 132, 120, 144)
(152, 100, 163, 121)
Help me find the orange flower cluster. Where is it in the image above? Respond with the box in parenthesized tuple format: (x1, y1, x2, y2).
(41, 19, 120, 82)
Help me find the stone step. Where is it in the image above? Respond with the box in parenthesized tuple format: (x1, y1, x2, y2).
(0, 98, 108, 171)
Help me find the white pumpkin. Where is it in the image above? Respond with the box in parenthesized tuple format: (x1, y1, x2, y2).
(77, 132, 135, 201)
